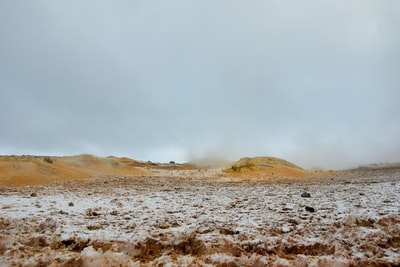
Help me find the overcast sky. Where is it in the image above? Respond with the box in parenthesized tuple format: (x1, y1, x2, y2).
(1, 1, 399, 169)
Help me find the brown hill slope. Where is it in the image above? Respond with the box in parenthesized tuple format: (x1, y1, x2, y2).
(0, 154, 145, 186)
(223, 156, 308, 182)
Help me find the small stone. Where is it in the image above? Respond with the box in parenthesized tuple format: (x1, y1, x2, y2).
(305, 206, 315, 212)
(87, 224, 102, 230)
(110, 210, 118, 216)
(68, 202, 74, 207)
(219, 228, 238, 235)
(169, 220, 181, 227)
(124, 223, 136, 230)
(301, 192, 311, 198)
(30, 193, 38, 197)
(85, 208, 100, 216)
(159, 221, 168, 229)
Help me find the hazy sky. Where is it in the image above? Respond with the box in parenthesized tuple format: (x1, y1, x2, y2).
(1, 1, 399, 169)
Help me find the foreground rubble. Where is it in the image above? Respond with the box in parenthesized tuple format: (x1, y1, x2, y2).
(0, 168, 399, 266)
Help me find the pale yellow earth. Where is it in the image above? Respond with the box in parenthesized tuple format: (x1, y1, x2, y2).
(0, 154, 332, 187)
(0, 154, 145, 186)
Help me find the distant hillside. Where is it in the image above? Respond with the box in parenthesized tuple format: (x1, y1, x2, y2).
(0, 154, 332, 186)
(0, 154, 145, 186)
(353, 162, 400, 171)
(223, 156, 308, 181)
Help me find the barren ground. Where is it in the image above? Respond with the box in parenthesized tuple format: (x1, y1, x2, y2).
(0, 158, 399, 266)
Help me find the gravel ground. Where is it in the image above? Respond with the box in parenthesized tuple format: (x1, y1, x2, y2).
(0, 168, 399, 266)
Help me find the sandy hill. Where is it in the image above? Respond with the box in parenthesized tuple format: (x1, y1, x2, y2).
(0, 154, 324, 186)
(222, 156, 308, 182)
(0, 154, 145, 186)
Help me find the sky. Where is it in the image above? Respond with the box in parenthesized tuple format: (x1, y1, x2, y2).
(0, 1, 399, 169)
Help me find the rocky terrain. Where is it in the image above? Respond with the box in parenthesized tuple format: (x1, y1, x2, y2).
(0, 155, 399, 266)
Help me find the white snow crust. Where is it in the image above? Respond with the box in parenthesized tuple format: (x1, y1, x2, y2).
(0, 169, 399, 266)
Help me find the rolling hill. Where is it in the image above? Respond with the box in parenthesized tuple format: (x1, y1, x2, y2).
(0, 154, 145, 186)
(223, 156, 308, 182)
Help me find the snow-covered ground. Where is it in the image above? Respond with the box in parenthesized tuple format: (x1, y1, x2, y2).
(0, 169, 399, 266)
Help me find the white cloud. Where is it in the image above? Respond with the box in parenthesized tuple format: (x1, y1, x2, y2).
(0, 1, 399, 168)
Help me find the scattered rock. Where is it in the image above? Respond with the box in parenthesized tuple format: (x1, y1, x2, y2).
(86, 208, 101, 216)
(287, 218, 299, 225)
(43, 157, 53, 164)
(301, 192, 311, 198)
(219, 228, 239, 235)
(159, 221, 168, 229)
(87, 224, 102, 230)
(305, 206, 316, 212)
(169, 220, 181, 227)
(24, 236, 48, 247)
(59, 238, 90, 252)
(68, 202, 74, 207)
(124, 223, 136, 230)
(30, 192, 38, 197)
(196, 226, 213, 234)
(110, 210, 118, 216)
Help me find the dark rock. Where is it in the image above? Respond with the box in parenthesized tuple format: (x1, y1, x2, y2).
(219, 228, 238, 235)
(43, 157, 53, 164)
(60, 238, 89, 252)
(85, 208, 101, 216)
(87, 224, 102, 230)
(301, 192, 311, 198)
(68, 202, 74, 207)
(110, 210, 118, 216)
(169, 220, 181, 227)
(30, 193, 38, 197)
(24, 236, 48, 247)
(305, 206, 316, 212)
